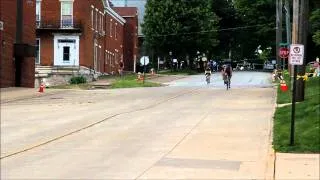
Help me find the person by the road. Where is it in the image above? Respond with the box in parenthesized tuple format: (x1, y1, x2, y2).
(118, 60, 124, 76)
(221, 64, 232, 88)
(205, 65, 212, 84)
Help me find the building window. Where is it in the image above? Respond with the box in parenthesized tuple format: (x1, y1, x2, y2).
(100, 12, 103, 33)
(91, 6, 94, 30)
(95, 9, 98, 32)
(36, 38, 40, 64)
(63, 46, 70, 61)
(61, 1, 73, 28)
(115, 23, 117, 39)
(110, 19, 112, 37)
(36, 0, 41, 27)
(102, 14, 104, 34)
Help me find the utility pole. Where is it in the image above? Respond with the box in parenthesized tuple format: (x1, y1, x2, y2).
(276, 0, 283, 68)
(291, 0, 308, 102)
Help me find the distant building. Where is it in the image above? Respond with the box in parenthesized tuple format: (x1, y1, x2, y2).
(110, 0, 146, 36)
(0, 0, 36, 88)
(113, 7, 138, 72)
(35, 0, 125, 86)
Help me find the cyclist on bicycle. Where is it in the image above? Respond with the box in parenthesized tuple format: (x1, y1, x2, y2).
(205, 65, 212, 84)
(221, 64, 232, 88)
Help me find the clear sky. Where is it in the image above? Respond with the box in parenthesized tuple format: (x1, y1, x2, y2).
(110, 0, 146, 36)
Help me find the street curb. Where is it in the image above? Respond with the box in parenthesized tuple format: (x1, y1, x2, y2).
(1, 89, 67, 104)
(265, 85, 277, 180)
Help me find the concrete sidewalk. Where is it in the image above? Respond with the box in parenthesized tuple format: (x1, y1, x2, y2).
(275, 153, 320, 179)
(0, 87, 65, 103)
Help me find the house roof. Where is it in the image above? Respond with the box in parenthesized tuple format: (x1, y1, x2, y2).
(103, 0, 126, 25)
(112, 7, 138, 17)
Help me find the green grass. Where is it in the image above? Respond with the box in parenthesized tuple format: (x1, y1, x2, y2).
(158, 69, 200, 75)
(273, 75, 320, 153)
(48, 83, 92, 90)
(110, 74, 161, 89)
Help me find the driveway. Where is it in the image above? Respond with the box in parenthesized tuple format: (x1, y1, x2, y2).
(1, 72, 276, 179)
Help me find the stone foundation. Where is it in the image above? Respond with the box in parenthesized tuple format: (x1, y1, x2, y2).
(35, 66, 105, 87)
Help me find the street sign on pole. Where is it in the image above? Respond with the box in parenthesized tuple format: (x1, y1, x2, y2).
(279, 47, 289, 58)
(0, 21, 3, 31)
(289, 44, 304, 65)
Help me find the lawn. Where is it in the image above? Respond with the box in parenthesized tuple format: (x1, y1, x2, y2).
(273, 73, 320, 153)
(110, 74, 161, 89)
(158, 68, 200, 75)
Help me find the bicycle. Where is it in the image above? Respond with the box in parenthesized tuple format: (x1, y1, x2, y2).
(223, 73, 231, 90)
(205, 74, 211, 84)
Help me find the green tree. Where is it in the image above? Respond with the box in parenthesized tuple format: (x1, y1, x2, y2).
(310, 9, 320, 46)
(233, 0, 276, 59)
(142, 0, 219, 60)
(209, 0, 238, 59)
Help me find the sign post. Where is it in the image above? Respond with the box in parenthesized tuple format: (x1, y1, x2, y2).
(288, 44, 304, 145)
(279, 47, 289, 70)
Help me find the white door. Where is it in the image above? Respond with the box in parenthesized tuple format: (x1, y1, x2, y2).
(54, 37, 79, 66)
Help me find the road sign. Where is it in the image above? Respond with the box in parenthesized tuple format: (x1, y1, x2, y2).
(140, 56, 149, 65)
(289, 44, 304, 65)
(0, 21, 3, 31)
(279, 47, 289, 58)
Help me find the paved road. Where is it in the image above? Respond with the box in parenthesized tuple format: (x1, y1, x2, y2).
(1, 72, 276, 179)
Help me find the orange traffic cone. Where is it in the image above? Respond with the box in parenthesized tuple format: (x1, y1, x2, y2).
(38, 83, 45, 93)
(280, 81, 288, 92)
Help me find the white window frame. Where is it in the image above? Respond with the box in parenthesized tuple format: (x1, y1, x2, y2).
(36, 0, 41, 28)
(115, 23, 117, 40)
(95, 8, 98, 32)
(60, 0, 74, 28)
(110, 19, 113, 37)
(36, 38, 41, 64)
(102, 14, 105, 35)
(99, 12, 103, 34)
(91, 5, 94, 30)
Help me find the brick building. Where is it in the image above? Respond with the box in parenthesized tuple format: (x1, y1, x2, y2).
(0, 0, 36, 88)
(113, 7, 138, 72)
(35, 0, 125, 86)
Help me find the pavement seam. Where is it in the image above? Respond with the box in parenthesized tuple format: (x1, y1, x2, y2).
(265, 86, 277, 180)
(1, 90, 69, 104)
(1, 88, 201, 160)
(134, 110, 211, 180)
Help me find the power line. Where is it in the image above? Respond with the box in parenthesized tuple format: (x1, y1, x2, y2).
(148, 23, 275, 37)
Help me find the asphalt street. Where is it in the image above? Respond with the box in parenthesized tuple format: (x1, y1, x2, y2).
(1, 72, 276, 179)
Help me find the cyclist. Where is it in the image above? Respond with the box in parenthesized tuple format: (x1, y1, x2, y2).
(221, 64, 232, 88)
(205, 65, 212, 84)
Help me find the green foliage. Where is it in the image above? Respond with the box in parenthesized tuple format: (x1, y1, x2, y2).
(233, 0, 276, 58)
(142, 0, 219, 57)
(111, 75, 161, 88)
(274, 74, 320, 152)
(70, 76, 87, 84)
(310, 9, 320, 46)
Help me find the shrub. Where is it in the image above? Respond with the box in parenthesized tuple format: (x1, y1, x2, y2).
(70, 76, 87, 84)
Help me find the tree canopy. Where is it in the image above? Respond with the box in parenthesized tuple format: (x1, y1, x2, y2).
(142, 0, 219, 58)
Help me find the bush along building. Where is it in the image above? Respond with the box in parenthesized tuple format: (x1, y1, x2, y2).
(35, 0, 130, 87)
(0, 0, 36, 88)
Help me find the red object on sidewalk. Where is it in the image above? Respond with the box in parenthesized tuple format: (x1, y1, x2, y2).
(38, 84, 45, 93)
(280, 83, 288, 92)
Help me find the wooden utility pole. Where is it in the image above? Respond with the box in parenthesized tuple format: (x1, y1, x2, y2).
(276, 0, 283, 68)
(291, 0, 308, 102)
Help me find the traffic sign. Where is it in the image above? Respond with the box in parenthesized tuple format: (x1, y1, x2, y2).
(289, 44, 304, 65)
(279, 47, 289, 58)
(140, 56, 149, 65)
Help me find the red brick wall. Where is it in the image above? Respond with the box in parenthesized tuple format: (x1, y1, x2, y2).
(104, 13, 124, 74)
(39, 34, 54, 66)
(0, 0, 35, 88)
(113, 7, 138, 72)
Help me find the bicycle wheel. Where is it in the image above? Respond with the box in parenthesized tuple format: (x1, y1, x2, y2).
(226, 76, 229, 90)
